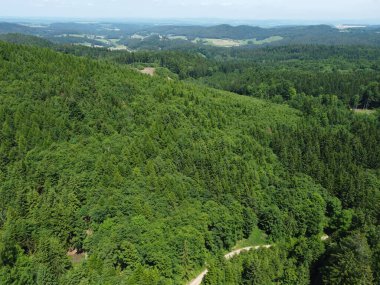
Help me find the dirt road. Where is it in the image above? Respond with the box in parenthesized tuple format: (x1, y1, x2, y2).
(188, 269, 208, 285)
(187, 231, 329, 285)
(188, 244, 272, 285)
(224, 245, 272, 260)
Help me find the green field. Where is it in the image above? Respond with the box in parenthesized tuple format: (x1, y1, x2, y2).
(192, 36, 283, 47)
(233, 228, 268, 250)
(167, 35, 188, 40)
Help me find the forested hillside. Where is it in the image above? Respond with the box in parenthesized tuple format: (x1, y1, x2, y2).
(0, 33, 54, 48)
(60, 43, 378, 109)
(105, 45, 380, 109)
(0, 40, 379, 285)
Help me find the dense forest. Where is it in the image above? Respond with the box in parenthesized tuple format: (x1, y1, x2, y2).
(80, 44, 380, 109)
(0, 33, 379, 285)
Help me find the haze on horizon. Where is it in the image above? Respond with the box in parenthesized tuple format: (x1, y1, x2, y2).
(0, 0, 380, 22)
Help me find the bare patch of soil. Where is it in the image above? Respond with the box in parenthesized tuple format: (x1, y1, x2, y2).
(67, 249, 87, 264)
(138, 67, 156, 76)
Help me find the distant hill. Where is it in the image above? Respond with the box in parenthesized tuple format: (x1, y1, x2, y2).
(141, 24, 268, 40)
(0, 22, 35, 34)
(0, 22, 380, 49)
(144, 24, 380, 46)
(0, 33, 54, 47)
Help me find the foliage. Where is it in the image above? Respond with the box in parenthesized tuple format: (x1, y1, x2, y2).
(0, 38, 379, 284)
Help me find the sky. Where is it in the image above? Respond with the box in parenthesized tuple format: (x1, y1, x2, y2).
(1, 0, 380, 21)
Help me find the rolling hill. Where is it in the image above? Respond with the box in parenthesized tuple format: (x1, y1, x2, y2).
(1, 22, 380, 49)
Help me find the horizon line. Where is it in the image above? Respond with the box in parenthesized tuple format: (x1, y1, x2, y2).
(0, 17, 380, 27)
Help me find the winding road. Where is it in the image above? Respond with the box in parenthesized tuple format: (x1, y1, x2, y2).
(187, 234, 329, 285)
(188, 244, 272, 285)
